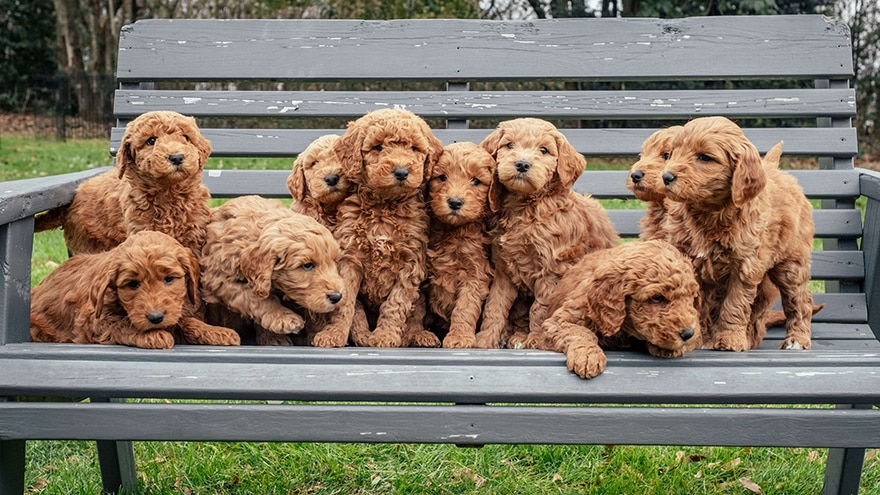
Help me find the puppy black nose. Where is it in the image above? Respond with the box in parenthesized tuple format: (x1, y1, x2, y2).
(168, 153, 184, 166)
(662, 172, 677, 186)
(327, 292, 343, 305)
(447, 197, 463, 211)
(630, 170, 644, 183)
(393, 167, 409, 182)
(146, 311, 165, 324)
(680, 328, 695, 341)
(324, 174, 340, 187)
(514, 160, 531, 173)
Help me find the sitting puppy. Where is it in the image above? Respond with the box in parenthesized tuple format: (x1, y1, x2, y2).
(288, 134, 351, 230)
(315, 108, 444, 348)
(540, 240, 701, 379)
(626, 126, 682, 241)
(475, 118, 619, 349)
(200, 196, 345, 346)
(426, 142, 501, 348)
(35, 110, 214, 257)
(30, 230, 240, 349)
(661, 116, 816, 351)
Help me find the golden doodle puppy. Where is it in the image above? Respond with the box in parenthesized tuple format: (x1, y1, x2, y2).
(315, 108, 444, 348)
(661, 116, 815, 351)
(475, 118, 619, 349)
(35, 110, 213, 257)
(288, 134, 351, 230)
(200, 196, 344, 346)
(426, 142, 501, 348)
(30, 230, 240, 349)
(626, 126, 682, 241)
(540, 240, 701, 379)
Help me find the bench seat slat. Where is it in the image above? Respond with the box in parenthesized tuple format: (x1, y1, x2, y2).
(1, 349, 878, 404)
(3, 402, 880, 448)
(114, 88, 857, 119)
(111, 127, 860, 157)
(116, 17, 853, 81)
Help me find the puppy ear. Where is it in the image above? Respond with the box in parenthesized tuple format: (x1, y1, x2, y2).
(176, 246, 202, 305)
(239, 243, 275, 299)
(582, 266, 628, 337)
(479, 126, 505, 158)
(335, 121, 365, 183)
(186, 117, 212, 168)
(287, 157, 308, 202)
(553, 129, 586, 189)
(731, 138, 766, 207)
(86, 257, 119, 324)
(487, 171, 503, 213)
(116, 129, 137, 179)
(422, 127, 444, 182)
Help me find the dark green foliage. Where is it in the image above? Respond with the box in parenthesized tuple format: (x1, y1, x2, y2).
(0, 0, 57, 112)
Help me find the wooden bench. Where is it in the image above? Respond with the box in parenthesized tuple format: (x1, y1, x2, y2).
(2, 15, 879, 494)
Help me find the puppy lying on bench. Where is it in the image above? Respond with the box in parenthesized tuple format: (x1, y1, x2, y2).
(30, 230, 240, 349)
(200, 195, 345, 346)
(540, 240, 702, 379)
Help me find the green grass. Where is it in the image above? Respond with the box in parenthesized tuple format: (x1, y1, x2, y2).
(4, 135, 879, 494)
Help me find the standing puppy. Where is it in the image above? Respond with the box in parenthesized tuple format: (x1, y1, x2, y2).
(661, 116, 815, 351)
(313, 108, 444, 348)
(475, 118, 619, 349)
(426, 142, 501, 348)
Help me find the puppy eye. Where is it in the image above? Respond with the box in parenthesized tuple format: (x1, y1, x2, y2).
(183, 135, 190, 142)
(662, 152, 671, 160)
(505, 142, 514, 149)
(698, 154, 713, 162)
(164, 276, 176, 285)
(373, 144, 383, 152)
(471, 178, 482, 186)
(145, 137, 156, 146)
(438, 174, 448, 182)
(411, 146, 419, 152)
(650, 295, 668, 303)
(539, 147, 549, 155)
(126, 281, 141, 290)
(302, 262, 315, 271)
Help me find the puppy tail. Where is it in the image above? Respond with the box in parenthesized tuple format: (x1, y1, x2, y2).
(33, 206, 67, 232)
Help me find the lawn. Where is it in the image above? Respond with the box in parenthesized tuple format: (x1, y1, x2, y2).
(2, 135, 879, 494)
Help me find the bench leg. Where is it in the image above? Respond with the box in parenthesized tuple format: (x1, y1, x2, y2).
(0, 440, 26, 495)
(96, 440, 137, 494)
(822, 404, 871, 495)
(92, 398, 138, 494)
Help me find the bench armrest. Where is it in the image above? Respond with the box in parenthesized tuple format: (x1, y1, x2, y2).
(859, 168, 880, 333)
(0, 167, 109, 225)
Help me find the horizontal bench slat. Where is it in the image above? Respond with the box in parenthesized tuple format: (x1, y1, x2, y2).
(3, 402, 880, 448)
(111, 127, 859, 157)
(116, 17, 853, 82)
(1, 347, 878, 404)
(114, 88, 856, 119)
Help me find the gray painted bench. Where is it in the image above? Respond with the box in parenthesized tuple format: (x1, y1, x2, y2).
(2, 15, 879, 494)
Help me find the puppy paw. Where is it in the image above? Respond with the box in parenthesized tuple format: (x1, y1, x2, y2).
(368, 327, 404, 348)
(566, 345, 607, 379)
(259, 311, 305, 335)
(256, 327, 293, 346)
(311, 327, 347, 348)
(407, 329, 441, 348)
(442, 331, 476, 349)
(204, 327, 241, 346)
(505, 331, 530, 349)
(134, 330, 175, 349)
(473, 332, 501, 349)
(780, 336, 811, 350)
(711, 332, 750, 352)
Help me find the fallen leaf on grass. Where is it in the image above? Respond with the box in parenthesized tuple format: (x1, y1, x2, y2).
(739, 477, 763, 494)
(552, 473, 563, 483)
(807, 450, 821, 462)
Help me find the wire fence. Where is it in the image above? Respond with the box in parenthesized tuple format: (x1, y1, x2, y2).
(3, 73, 116, 141)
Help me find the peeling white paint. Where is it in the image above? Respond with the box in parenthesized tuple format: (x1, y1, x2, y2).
(278, 106, 298, 113)
(183, 97, 202, 105)
(501, 33, 516, 38)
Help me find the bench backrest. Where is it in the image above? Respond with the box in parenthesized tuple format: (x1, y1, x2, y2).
(110, 16, 865, 342)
